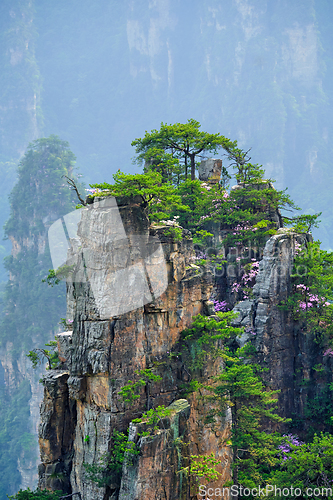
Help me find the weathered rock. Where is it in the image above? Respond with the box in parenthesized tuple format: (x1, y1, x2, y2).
(56, 331, 73, 365)
(38, 196, 333, 499)
(38, 197, 227, 500)
(198, 158, 222, 183)
(39, 371, 76, 493)
(232, 230, 312, 421)
(118, 399, 190, 500)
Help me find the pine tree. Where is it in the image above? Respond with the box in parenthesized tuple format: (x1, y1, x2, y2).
(207, 345, 286, 487)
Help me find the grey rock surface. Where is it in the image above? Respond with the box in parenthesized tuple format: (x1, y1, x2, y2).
(38, 197, 222, 500)
(198, 158, 222, 182)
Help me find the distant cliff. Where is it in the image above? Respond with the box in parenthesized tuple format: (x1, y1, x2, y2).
(0, 137, 79, 499)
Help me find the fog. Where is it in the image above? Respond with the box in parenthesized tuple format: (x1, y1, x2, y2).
(1, 0, 333, 496)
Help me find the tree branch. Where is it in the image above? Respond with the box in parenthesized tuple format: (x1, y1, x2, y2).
(63, 175, 87, 206)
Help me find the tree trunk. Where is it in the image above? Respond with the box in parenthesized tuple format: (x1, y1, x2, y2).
(231, 406, 238, 499)
(190, 153, 195, 180)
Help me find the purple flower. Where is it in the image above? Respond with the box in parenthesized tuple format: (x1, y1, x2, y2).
(195, 251, 207, 260)
(278, 434, 303, 458)
(214, 300, 229, 312)
(245, 327, 256, 336)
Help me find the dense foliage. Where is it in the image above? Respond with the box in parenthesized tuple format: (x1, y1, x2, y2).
(2, 0, 331, 246)
(7, 489, 63, 500)
(286, 241, 333, 344)
(4, 136, 77, 239)
(207, 344, 286, 487)
(131, 118, 236, 180)
(91, 123, 318, 257)
(1, 136, 80, 351)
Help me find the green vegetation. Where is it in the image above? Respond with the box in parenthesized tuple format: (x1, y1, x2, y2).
(88, 122, 319, 261)
(9, 122, 333, 498)
(278, 240, 333, 441)
(118, 368, 162, 410)
(180, 312, 243, 371)
(27, 340, 59, 370)
(7, 489, 63, 499)
(90, 170, 187, 222)
(180, 453, 222, 484)
(174, 312, 285, 492)
(1, 135, 81, 351)
(131, 119, 236, 180)
(176, 310, 333, 496)
(267, 433, 333, 498)
(0, 136, 81, 498)
(4, 135, 77, 239)
(83, 429, 140, 487)
(284, 241, 333, 343)
(206, 344, 287, 487)
(132, 405, 173, 433)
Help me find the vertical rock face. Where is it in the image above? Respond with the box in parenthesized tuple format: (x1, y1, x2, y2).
(233, 229, 314, 422)
(38, 197, 230, 500)
(198, 159, 222, 183)
(38, 197, 331, 498)
(118, 400, 191, 500)
(38, 372, 76, 493)
(253, 231, 308, 417)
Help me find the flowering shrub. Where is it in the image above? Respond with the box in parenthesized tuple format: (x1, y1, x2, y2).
(232, 259, 260, 300)
(213, 300, 229, 312)
(279, 241, 333, 343)
(245, 326, 256, 336)
(160, 215, 180, 226)
(278, 434, 303, 461)
(294, 241, 303, 255)
(193, 251, 207, 261)
(269, 433, 333, 493)
(295, 284, 330, 312)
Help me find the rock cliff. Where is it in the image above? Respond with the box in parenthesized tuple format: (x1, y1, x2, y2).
(233, 230, 311, 420)
(38, 195, 329, 499)
(38, 196, 231, 500)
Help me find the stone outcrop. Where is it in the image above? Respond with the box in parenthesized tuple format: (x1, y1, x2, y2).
(38, 193, 329, 499)
(38, 196, 231, 500)
(118, 399, 191, 500)
(198, 158, 222, 183)
(232, 229, 314, 422)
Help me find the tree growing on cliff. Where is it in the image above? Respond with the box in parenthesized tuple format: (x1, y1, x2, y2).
(131, 119, 236, 181)
(7, 489, 63, 499)
(89, 170, 188, 221)
(206, 344, 286, 487)
(27, 340, 59, 370)
(283, 241, 333, 343)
